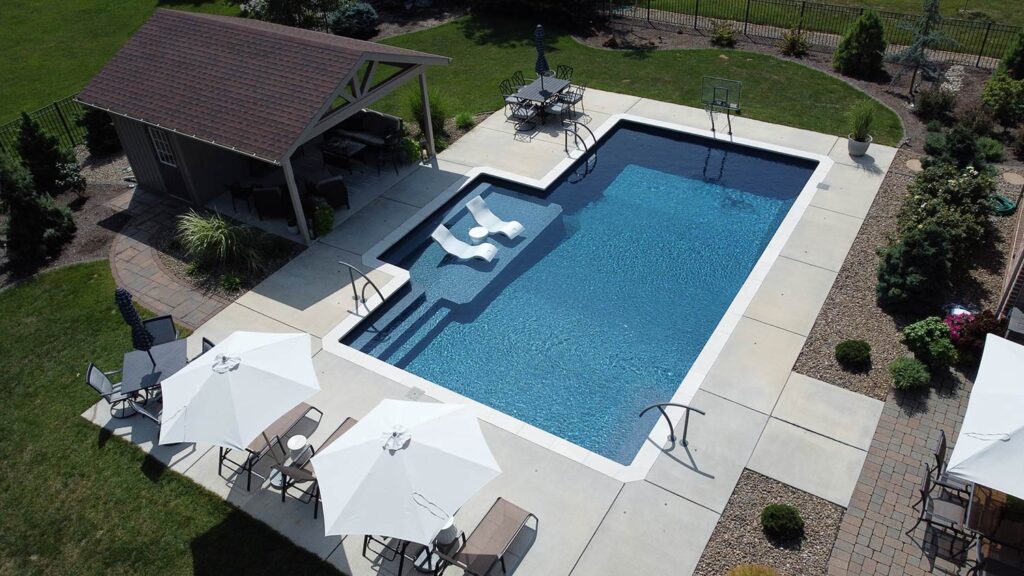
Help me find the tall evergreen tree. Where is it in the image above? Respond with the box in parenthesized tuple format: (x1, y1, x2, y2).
(0, 154, 76, 265)
(15, 112, 73, 196)
(833, 10, 888, 79)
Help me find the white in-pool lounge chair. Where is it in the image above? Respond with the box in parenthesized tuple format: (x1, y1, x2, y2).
(466, 196, 524, 240)
(431, 225, 497, 262)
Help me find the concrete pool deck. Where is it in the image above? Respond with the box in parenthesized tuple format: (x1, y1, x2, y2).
(86, 90, 895, 575)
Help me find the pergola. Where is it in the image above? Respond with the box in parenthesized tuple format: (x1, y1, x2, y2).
(77, 9, 450, 243)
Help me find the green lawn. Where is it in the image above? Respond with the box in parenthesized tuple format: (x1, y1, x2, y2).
(646, 0, 1020, 57)
(0, 261, 341, 575)
(376, 17, 903, 145)
(0, 0, 239, 124)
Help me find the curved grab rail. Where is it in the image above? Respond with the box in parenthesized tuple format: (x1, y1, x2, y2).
(338, 261, 386, 315)
(563, 120, 596, 155)
(564, 121, 598, 183)
(639, 402, 706, 448)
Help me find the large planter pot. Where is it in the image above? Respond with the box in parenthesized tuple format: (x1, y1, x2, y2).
(848, 134, 873, 157)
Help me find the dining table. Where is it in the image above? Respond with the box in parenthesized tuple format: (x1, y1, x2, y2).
(121, 339, 189, 397)
(513, 75, 570, 107)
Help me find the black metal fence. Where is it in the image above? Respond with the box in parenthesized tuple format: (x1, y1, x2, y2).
(0, 96, 87, 159)
(600, 0, 1019, 68)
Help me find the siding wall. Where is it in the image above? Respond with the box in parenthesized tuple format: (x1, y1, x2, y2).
(172, 135, 256, 205)
(112, 115, 165, 193)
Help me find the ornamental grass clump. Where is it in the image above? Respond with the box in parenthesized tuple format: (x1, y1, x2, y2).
(176, 210, 264, 274)
(728, 565, 779, 576)
(889, 357, 930, 390)
(848, 100, 875, 142)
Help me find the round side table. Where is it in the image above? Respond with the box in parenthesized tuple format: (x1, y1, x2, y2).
(468, 226, 489, 245)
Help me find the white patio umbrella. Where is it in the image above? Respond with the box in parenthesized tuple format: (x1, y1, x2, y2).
(312, 399, 501, 544)
(158, 331, 320, 448)
(945, 334, 1024, 499)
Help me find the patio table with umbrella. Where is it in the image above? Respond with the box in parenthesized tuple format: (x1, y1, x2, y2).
(311, 399, 501, 572)
(946, 334, 1024, 567)
(157, 331, 320, 486)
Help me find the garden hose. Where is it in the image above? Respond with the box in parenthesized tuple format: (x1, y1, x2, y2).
(990, 194, 1017, 217)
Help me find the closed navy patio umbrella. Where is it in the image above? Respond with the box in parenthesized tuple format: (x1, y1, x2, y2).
(115, 287, 155, 366)
(535, 24, 550, 90)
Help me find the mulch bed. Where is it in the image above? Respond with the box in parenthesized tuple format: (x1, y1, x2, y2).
(693, 470, 844, 576)
(791, 148, 1020, 400)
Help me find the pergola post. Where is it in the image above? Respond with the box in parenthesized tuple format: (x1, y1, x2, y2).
(282, 158, 312, 244)
(419, 71, 436, 158)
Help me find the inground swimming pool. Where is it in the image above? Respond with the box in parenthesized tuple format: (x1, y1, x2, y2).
(343, 122, 817, 464)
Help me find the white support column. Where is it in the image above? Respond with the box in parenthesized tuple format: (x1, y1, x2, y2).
(419, 71, 436, 158)
(282, 158, 312, 244)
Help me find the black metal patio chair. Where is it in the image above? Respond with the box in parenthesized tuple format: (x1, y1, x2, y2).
(555, 64, 574, 81)
(932, 429, 971, 493)
(906, 464, 974, 561)
(558, 81, 586, 115)
(86, 362, 134, 418)
(143, 315, 178, 346)
(510, 70, 526, 89)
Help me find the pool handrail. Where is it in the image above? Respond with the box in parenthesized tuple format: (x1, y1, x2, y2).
(339, 261, 386, 315)
(639, 402, 706, 448)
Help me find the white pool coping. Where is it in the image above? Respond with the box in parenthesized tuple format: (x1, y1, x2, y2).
(322, 112, 833, 482)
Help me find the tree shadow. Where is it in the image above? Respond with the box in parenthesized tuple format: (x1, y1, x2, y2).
(191, 509, 340, 575)
(457, 15, 568, 53)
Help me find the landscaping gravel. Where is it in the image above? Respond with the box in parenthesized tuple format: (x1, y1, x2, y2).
(693, 470, 843, 576)
(792, 148, 1020, 399)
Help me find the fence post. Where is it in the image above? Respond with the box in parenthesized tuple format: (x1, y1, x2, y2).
(798, 0, 806, 33)
(647, 0, 652, 26)
(977, 21, 993, 68)
(694, 0, 699, 29)
(743, 0, 751, 35)
(52, 102, 74, 149)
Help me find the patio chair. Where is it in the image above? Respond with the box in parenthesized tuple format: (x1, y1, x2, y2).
(86, 362, 135, 418)
(227, 182, 254, 214)
(499, 80, 520, 118)
(906, 464, 974, 560)
(435, 497, 538, 576)
(544, 99, 572, 125)
(189, 337, 216, 362)
(555, 64, 574, 81)
(311, 174, 350, 210)
(143, 315, 178, 346)
(932, 429, 970, 493)
(508, 100, 539, 133)
(558, 82, 586, 115)
(466, 196, 524, 240)
(252, 186, 287, 220)
(130, 396, 161, 425)
(431, 225, 497, 263)
(218, 402, 323, 491)
(510, 71, 527, 89)
(272, 417, 358, 518)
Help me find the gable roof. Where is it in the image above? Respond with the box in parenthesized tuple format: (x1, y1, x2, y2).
(77, 9, 448, 163)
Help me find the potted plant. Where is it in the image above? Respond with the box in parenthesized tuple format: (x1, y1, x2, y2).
(848, 101, 875, 157)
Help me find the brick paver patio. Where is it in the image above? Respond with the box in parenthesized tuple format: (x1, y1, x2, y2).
(827, 377, 973, 576)
(107, 189, 230, 329)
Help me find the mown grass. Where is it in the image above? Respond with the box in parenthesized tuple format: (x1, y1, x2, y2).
(0, 261, 341, 575)
(376, 17, 903, 145)
(0, 0, 239, 124)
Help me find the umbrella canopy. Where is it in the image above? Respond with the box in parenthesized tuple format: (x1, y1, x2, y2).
(534, 24, 549, 78)
(115, 288, 154, 352)
(158, 331, 320, 448)
(312, 399, 501, 544)
(946, 334, 1024, 499)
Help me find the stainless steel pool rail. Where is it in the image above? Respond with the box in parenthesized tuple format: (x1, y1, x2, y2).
(564, 121, 597, 182)
(639, 402, 706, 448)
(339, 261, 385, 315)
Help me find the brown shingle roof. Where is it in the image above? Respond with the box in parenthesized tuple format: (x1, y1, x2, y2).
(77, 9, 448, 163)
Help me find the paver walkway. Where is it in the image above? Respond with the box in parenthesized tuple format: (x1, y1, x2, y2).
(107, 189, 230, 329)
(827, 378, 973, 576)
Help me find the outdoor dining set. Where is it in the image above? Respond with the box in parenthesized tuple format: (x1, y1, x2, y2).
(84, 288, 538, 575)
(905, 335, 1024, 574)
(500, 25, 586, 133)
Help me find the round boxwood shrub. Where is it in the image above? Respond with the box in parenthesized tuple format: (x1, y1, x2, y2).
(728, 565, 779, 576)
(329, 1, 378, 40)
(760, 504, 804, 542)
(889, 357, 931, 391)
(835, 339, 871, 370)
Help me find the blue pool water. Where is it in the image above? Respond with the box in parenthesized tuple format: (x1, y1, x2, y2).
(344, 124, 816, 464)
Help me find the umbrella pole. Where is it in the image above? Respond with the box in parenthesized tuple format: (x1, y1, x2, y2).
(147, 349, 156, 369)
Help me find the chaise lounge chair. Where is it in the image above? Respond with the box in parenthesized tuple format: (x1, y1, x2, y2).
(431, 225, 497, 262)
(272, 417, 358, 518)
(466, 197, 524, 240)
(436, 497, 538, 576)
